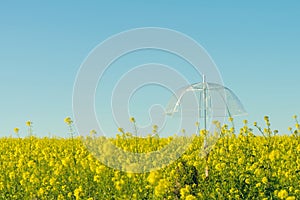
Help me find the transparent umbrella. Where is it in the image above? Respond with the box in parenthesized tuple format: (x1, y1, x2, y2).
(165, 75, 246, 132)
(165, 75, 247, 177)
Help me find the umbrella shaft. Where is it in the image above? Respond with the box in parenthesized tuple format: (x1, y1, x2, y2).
(202, 75, 207, 131)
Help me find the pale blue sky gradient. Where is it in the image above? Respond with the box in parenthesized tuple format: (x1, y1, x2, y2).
(0, 1, 299, 137)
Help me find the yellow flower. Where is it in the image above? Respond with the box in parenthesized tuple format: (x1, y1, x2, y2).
(14, 127, 19, 134)
(26, 120, 32, 127)
(154, 179, 169, 197)
(200, 130, 207, 136)
(286, 196, 296, 200)
(93, 175, 101, 182)
(95, 165, 106, 174)
(49, 177, 56, 186)
(245, 178, 250, 184)
(116, 179, 125, 191)
(67, 192, 72, 198)
(130, 117, 135, 123)
(118, 127, 124, 133)
(9, 172, 15, 180)
(228, 117, 234, 122)
(64, 117, 73, 125)
(90, 129, 97, 136)
(228, 144, 234, 151)
(253, 121, 257, 126)
(74, 186, 83, 199)
(147, 171, 160, 185)
(262, 177, 268, 184)
(229, 188, 237, 194)
(180, 185, 191, 198)
(269, 150, 279, 161)
(185, 195, 197, 200)
(27, 160, 36, 168)
(0, 182, 4, 191)
(277, 189, 288, 199)
(38, 187, 45, 196)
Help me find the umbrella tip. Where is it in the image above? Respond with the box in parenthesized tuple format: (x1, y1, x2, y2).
(202, 74, 206, 83)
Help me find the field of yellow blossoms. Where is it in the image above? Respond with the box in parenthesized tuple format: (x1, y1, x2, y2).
(0, 116, 300, 199)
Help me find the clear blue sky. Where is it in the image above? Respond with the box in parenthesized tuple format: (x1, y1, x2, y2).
(0, 1, 299, 137)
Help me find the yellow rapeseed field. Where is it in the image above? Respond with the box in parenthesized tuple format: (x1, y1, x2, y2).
(0, 116, 299, 199)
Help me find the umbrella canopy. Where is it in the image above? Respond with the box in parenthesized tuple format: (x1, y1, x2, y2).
(165, 79, 247, 130)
